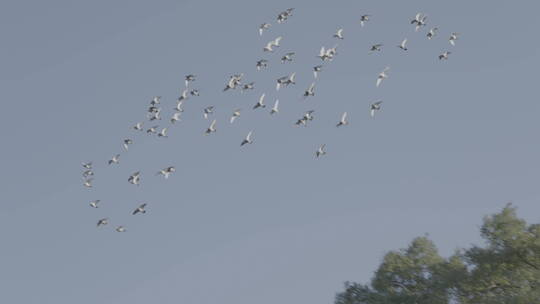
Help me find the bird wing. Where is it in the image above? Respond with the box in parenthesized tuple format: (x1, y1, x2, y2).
(210, 120, 216, 129)
(259, 93, 265, 104)
(246, 131, 253, 141)
(342, 112, 347, 121)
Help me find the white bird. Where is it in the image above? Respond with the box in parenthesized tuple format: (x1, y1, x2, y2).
(303, 82, 315, 98)
(148, 108, 161, 121)
(317, 46, 329, 61)
(82, 162, 92, 169)
(146, 125, 159, 134)
(398, 38, 408, 51)
(150, 96, 161, 106)
(157, 166, 175, 179)
(256, 59, 268, 70)
(205, 119, 217, 135)
(334, 28, 344, 39)
(253, 93, 266, 109)
(427, 27, 438, 40)
(223, 74, 243, 91)
(376, 67, 390, 87)
(313, 65, 323, 78)
(83, 178, 93, 188)
(360, 14, 371, 27)
(190, 89, 200, 96)
(82, 170, 93, 178)
(240, 131, 254, 146)
(370, 101, 383, 117)
(315, 144, 326, 158)
(157, 127, 168, 138)
(97, 218, 108, 227)
(133, 122, 143, 131)
(439, 51, 451, 60)
(133, 203, 147, 215)
(411, 13, 428, 31)
(263, 36, 282, 52)
(449, 32, 459, 46)
(230, 109, 241, 123)
(171, 112, 181, 124)
(270, 99, 279, 115)
(259, 23, 271, 36)
(325, 45, 338, 59)
(89, 200, 100, 208)
(185, 74, 196, 87)
(203, 106, 214, 119)
(178, 89, 189, 102)
(116, 226, 126, 232)
(128, 171, 140, 186)
(123, 139, 133, 151)
(336, 112, 348, 127)
(281, 52, 295, 63)
(108, 154, 120, 165)
(296, 110, 315, 126)
(277, 8, 294, 23)
(276, 72, 296, 90)
(174, 100, 184, 112)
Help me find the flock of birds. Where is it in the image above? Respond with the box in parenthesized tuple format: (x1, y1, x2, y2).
(81, 8, 460, 232)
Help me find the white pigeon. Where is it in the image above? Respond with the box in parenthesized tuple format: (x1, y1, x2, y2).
(133, 203, 147, 215)
(82, 170, 93, 178)
(178, 89, 189, 102)
(230, 109, 241, 123)
(223, 74, 243, 91)
(97, 218, 108, 227)
(203, 106, 214, 119)
(205, 119, 217, 135)
(336, 112, 348, 127)
(157, 127, 168, 138)
(334, 28, 344, 39)
(150, 96, 161, 106)
(398, 38, 408, 51)
(263, 36, 282, 52)
(315, 144, 327, 158)
(133, 122, 143, 131)
(174, 100, 184, 112)
(427, 27, 438, 40)
(171, 112, 181, 124)
(128, 171, 140, 186)
(277, 8, 294, 23)
(185, 74, 196, 87)
(116, 226, 126, 232)
(82, 162, 92, 169)
(376, 67, 390, 87)
(370, 101, 383, 117)
(411, 13, 428, 31)
(303, 82, 315, 98)
(83, 178, 93, 188)
(253, 93, 266, 109)
(360, 14, 370, 27)
(123, 139, 133, 151)
(276, 72, 296, 90)
(317, 46, 328, 61)
(241, 82, 255, 92)
(108, 154, 120, 165)
(240, 131, 254, 146)
(270, 99, 279, 115)
(256, 59, 268, 70)
(439, 51, 451, 60)
(259, 23, 271, 36)
(89, 200, 100, 208)
(157, 166, 175, 179)
(313, 65, 323, 78)
(146, 125, 159, 134)
(449, 32, 459, 46)
(281, 52, 295, 63)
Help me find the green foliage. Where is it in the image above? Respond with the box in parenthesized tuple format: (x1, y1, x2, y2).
(335, 204, 540, 304)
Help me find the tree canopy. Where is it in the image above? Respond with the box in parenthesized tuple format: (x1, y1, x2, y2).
(334, 204, 540, 304)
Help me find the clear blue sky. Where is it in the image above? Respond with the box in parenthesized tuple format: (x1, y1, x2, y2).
(1, 0, 539, 303)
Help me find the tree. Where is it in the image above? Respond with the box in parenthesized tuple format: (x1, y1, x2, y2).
(334, 204, 540, 304)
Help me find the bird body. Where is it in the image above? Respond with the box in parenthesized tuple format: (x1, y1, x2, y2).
(336, 112, 348, 127)
(205, 120, 217, 134)
(370, 101, 383, 117)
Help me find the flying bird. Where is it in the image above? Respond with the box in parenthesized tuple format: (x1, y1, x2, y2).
(259, 23, 271, 36)
(82, 162, 92, 169)
(277, 8, 294, 23)
(336, 112, 348, 127)
(315, 144, 326, 158)
(205, 119, 217, 135)
(146, 125, 159, 134)
(157, 166, 175, 179)
(256, 59, 268, 70)
(253, 93, 266, 109)
(281, 52, 295, 63)
(83, 178, 93, 188)
(427, 27, 438, 40)
(303, 82, 315, 98)
(240, 131, 254, 146)
(230, 109, 241, 123)
(185, 74, 196, 87)
(108, 154, 120, 165)
(449, 32, 459, 46)
(333, 28, 344, 39)
(128, 171, 141, 186)
(270, 99, 279, 115)
(89, 200, 100, 208)
(123, 139, 133, 151)
(370, 101, 383, 117)
(190, 89, 200, 96)
(178, 89, 189, 102)
(203, 106, 214, 119)
(157, 127, 168, 138)
(360, 14, 370, 27)
(171, 112, 181, 124)
(376, 67, 390, 87)
(150, 96, 161, 106)
(370, 43, 383, 53)
(313, 65, 323, 78)
(116, 226, 126, 232)
(133, 122, 143, 131)
(263, 36, 282, 52)
(174, 100, 184, 112)
(398, 38, 408, 51)
(276, 72, 295, 90)
(82, 170, 94, 178)
(97, 218, 108, 227)
(439, 51, 451, 60)
(411, 13, 428, 31)
(242, 82, 255, 92)
(132, 203, 147, 215)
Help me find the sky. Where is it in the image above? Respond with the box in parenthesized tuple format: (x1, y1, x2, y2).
(1, 0, 539, 303)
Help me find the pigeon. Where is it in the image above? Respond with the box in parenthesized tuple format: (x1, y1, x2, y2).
(259, 23, 271, 36)
(146, 125, 159, 134)
(185, 74, 196, 87)
(148, 106, 160, 114)
(178, 89, 189, 102)
(370, 43, 383, 53)
(242, 82, 255, 92)
(296, 110, 315, 126)
(190, 89, 200, 96)
(203, 106, 214, 119)
(270, 99, 279, 115)
(317, 46, 330, 61)
(133, 122, 143, 131)
(276, 72, 295, 90)
(376, 67, 390, 87)
(83, 178, 93, 188)
(360, 14, 371, 27)
(240, 131, 254, 146)
(281, 52, 295, 63)
(157, 127, 168, 138)
(253, 93, 266, 109)
(132, 203, 147, 215)
(398, 38, 408, 51)
(148, 108, 161, 121)
(174, 100, 184, 112)
(82, 170, 94, 178)
(150, 96, 161, 106)
(230, 109, 241, 123)
(336, 112, 348, 127)
(123, 139, 133, 151)
(439, 51, 451, 60)
(263, 36, 282, 52)
(205, 119, 217, 135)
(171, 112, 181, 124)
(449, 32, 459, 46)
(82, 162, 93, 169)
(315, 144, 326, 158)
(411, 13, 428, 31)
(313, 65, 323, 78)
(223, 74, 243, 91)
(334, 28, 344, 39)
(303, 110, 315, 121)
(326, 45, 338, 57)
(128, 171, 141, 186)
(256, 59, 268, 70)
(370, 101, 383, 117)
(89, 200, 100, 208)
(157, 166, 175, 179)
(427, 27, 438, 40)
(97, 218, 108, 227)
(108, 154, 120, 165)
(115, 226, 126, 232)
(277, 8, 294, 23)
(303, 82, 315, 98)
